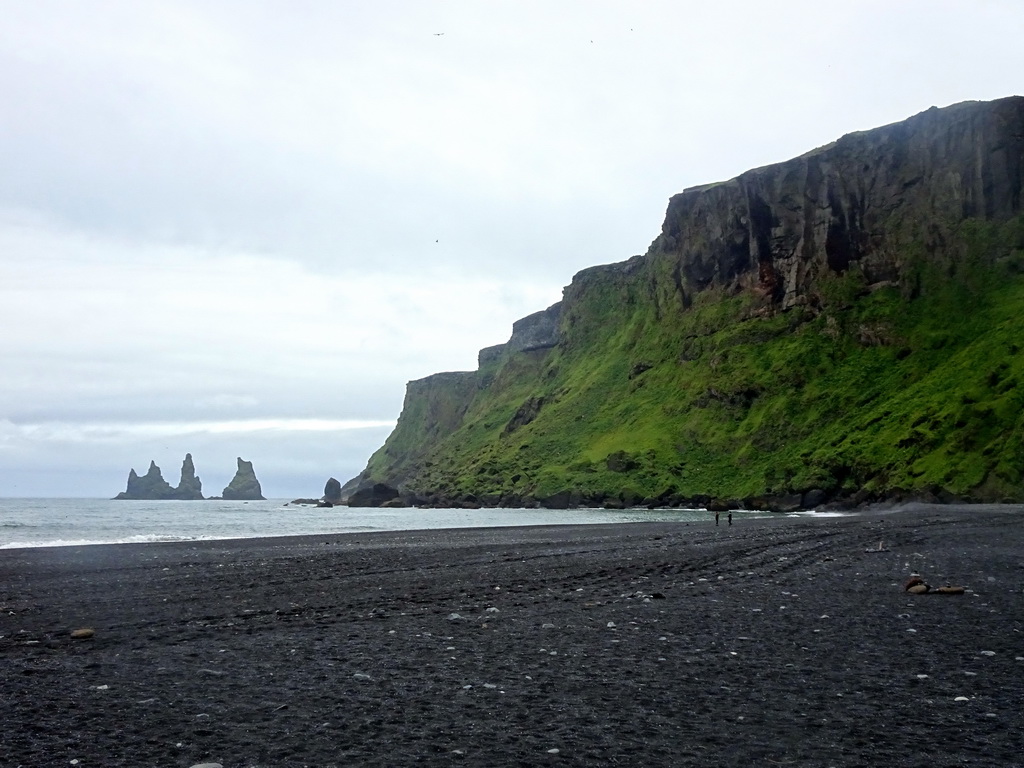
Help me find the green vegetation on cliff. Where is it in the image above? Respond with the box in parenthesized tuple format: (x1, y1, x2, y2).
(351, 98, 1024, 508)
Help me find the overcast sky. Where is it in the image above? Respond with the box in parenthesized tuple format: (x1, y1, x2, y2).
(1, 1, 1022, 498)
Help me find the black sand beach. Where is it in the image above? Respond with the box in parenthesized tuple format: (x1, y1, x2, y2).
(2, 504, 1022, 767)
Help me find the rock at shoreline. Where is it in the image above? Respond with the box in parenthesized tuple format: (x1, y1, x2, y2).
(347, 483, 400, 507)
(221, 457, 266, 500)
(324, 477, 342, 505)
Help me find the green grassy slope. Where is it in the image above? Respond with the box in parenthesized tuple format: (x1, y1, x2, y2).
(362, 216, 1024, 506)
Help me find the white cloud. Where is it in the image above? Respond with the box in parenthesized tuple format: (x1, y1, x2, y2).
(3, 418, 397, 444)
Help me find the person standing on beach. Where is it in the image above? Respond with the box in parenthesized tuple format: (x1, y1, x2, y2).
(728, 511, 732, 526)
(715, 510, 720, 526)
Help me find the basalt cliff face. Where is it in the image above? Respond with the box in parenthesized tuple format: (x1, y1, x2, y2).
(345, 97, 1024, 509)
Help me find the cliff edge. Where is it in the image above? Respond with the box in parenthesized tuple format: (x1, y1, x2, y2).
(346, 97, 1024, 509)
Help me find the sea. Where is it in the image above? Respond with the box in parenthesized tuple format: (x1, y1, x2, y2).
(0, 498, 775, 550)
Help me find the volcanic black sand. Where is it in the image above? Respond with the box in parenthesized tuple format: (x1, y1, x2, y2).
(2, 504, 1023, 767)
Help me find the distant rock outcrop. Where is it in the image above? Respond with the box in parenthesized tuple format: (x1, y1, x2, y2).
(174, 453, 204, 500)
(221, 457, 266, 500)
(114, 454, 206, 500)
(324, 477, 342, 504)
(114, 460, 177, 500)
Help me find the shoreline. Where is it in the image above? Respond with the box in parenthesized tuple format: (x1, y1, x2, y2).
(2, 504, 1022, 766)
(0, 502, 780, 552)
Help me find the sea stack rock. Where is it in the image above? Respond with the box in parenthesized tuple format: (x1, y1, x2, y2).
(222, 457, 266, 500)
(173, 453, 204, 500)
(324, 477, 342, 505)
(114, 460, 175, 500)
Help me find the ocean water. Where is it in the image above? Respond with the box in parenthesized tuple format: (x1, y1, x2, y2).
(0, 498, 746, 550)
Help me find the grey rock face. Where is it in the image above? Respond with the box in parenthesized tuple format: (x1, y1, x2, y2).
(174, 453, 204, 500)
(114, 454, 205, 499)
(477, 302, 562, 367)
(323, 477, 342, 504)
(347, 483, 399, 507)
(650, 97, 1024, 311)
(221, 457, 265, 500)
(114, 460, 176, 500)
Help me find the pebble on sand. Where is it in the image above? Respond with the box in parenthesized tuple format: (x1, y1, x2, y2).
(70, 628, 95, 640)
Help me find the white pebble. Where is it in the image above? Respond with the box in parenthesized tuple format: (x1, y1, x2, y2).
(980, 650, 996, 656)
(954, 696, 970, 702)
(607, 622, 616, 628)
(547, 748, 560, 754)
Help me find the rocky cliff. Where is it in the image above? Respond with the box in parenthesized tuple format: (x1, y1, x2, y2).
(347, 97, 1024, 509)
(221, 457, 266, 500)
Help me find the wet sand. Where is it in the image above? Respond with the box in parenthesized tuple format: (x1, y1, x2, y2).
(2, 504, 1022, 767)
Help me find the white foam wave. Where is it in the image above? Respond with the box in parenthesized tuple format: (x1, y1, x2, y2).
(0, 533, 210, 549)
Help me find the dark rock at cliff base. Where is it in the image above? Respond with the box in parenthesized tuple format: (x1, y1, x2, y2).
(324, 477, 342, 504)
(221, 457, 266, 500)
(174, 453, 204, 500)
(347, 483, 400, 508)
(114, 460, 176, 500)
